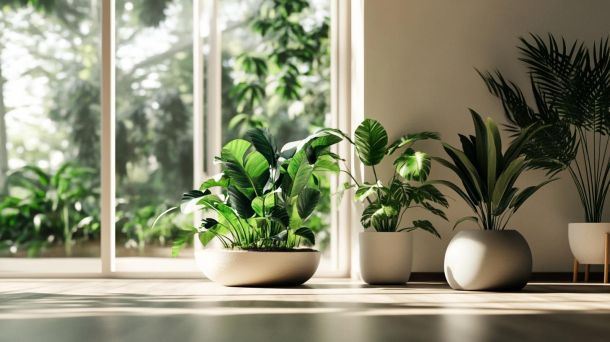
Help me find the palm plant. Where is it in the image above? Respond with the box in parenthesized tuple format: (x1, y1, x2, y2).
(156, 128, 343, 255)
(436, 110, 556, 230)
(478, 34, 610, 223)
(340, 119, 448, 236)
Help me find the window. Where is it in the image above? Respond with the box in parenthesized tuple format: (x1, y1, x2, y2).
(0, 0, 348, 276)
(0, 1, 101, 273)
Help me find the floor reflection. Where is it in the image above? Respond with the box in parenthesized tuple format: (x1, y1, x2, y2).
(0, 281, 609, 342)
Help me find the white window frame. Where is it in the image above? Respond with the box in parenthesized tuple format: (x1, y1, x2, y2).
(0, 0, 356, 278)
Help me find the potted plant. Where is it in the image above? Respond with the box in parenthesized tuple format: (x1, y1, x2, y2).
(437, 110, 555, 291)
(340, 119, 448, 285)
(155, 128, 343, 286)
(478, 34, 610, 270)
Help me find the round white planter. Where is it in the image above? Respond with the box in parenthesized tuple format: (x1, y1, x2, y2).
(568, 223, 610, 264)
(195, 249, 320, 287)
(444, 230, 532, 291)
(359, 231, 413, 285)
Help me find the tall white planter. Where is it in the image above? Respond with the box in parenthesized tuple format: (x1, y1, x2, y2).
(195, 249, 320, 287)
(359, 231, 413, 285)
(444, 230, 532, 291)
(568, 223, 610, 264)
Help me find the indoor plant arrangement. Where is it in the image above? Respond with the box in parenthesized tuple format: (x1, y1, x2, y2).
(437, 110, 555, 291)
(341, 119, 448, 284)
(478, 34, 610, 268)
(155, 128, 343, 286)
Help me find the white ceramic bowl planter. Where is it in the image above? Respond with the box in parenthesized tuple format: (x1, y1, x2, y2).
(568, 223, 610, 264)
(359, 231, 413, 285)
(444, 230, 532, 291)
(195, 249, 320, 287)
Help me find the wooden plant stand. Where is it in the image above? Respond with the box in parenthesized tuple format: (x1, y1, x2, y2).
(572, 233, 610, 284)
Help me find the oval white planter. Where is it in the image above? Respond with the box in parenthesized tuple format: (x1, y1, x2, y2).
(195, 249, 320, 287)
(444, 230, 532, 291)
(568, 223, 610, 264)
(359, 231, 413, 285)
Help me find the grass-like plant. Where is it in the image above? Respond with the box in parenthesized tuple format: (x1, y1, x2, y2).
(479, 34, 610, 223)
(435, 110, 556, 230)
(340, 119, 448, 236)
(156, 128, 343, 255)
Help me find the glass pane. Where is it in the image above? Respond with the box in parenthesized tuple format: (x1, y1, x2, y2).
(218, 0, 332, 254)
(115, 0, 194, 261)
(0, 1, 101, 266)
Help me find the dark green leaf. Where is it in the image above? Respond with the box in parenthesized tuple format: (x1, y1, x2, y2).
(294, 227, 315, 245)
(297, 188, 321, 220)
(354, 119, 388, 166)
(394, 148, 431, 181)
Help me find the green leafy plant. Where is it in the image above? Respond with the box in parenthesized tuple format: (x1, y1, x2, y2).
(0, 163, 99, 256)
(339, 119, 447, 236)
(156, 128, 343, 255)
(479, 34, 610, 223)
(436, 110, 556, 230)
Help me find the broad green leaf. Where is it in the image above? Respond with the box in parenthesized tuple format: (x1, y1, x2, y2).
(227, 186, 254, 218)
(354, 119, 388, 166)
(287, 149, 306, 178)
(313, 155, 340, 173)
(297, 188, 321, 220)
(410, 219, 441, 238)
(291, 158, 314, 197)
(199, 173, 229, 191)
(491, 156, 526, 208)
(485, 116, 501, 195)
(180, 190, 211, 214)
(469, 110, 489, 185)
(442, 143, 484, 201)
(354, 181, 385, 201)
(220, 139, 258, 196)
(294, 227, 316, 245)
(244, 151, 270, 194)
(413, 183, 449, 207)
(247, 128, 277, 166)
(421, 202, 448, 221)
(268, 205, 290, 227)
(374, 205, 398, 219)
(310, 134, 343, 155)
(394, 148, 431, 181)
(386, 131, 440, 155)
(251, 193, 276, 216)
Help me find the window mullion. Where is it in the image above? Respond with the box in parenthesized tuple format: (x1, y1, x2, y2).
(100, 0, 116, 275)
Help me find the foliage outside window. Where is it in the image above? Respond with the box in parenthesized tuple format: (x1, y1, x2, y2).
(0, 0, 333, 257)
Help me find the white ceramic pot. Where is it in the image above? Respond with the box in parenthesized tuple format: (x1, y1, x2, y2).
(568, 223, 610, 264)
(359, 231, 413, 285)
(195, 249, 320, 287)
(444, 230, 532, 291)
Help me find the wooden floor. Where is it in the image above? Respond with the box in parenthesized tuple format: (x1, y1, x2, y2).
(0, 279, 609, 342)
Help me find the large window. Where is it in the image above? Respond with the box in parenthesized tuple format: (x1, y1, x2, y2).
(0, 1, 101, 273)
(0, 0, 345, 276)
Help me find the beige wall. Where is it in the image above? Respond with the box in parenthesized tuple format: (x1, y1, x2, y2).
(362, 0, 610, 271)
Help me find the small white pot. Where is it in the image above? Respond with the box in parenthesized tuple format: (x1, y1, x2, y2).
(359, 231, 413, 285)
(568, 223, 610, 264)
(195, 249, 320, 287)
(444, 230, 532, 291)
